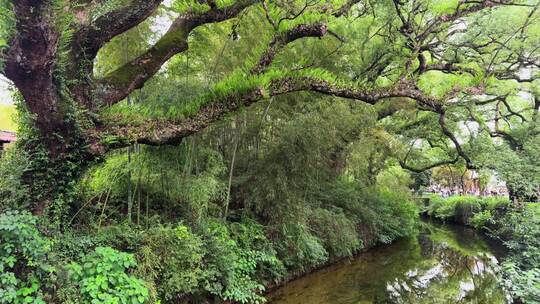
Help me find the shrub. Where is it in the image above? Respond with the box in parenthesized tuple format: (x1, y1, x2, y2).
(481, 196, 510, 210)
(376, 188, 418, 240)
(353, 187, 418, 244)
(434, 202, 455, 220)
(501, 262, 540, 303)
(81, 146, 226, 224)
(452, 197, 481, 224)
(228, 219, 285, 283)
(470, 210, 494, 229)
(426, 195, 507, 225)
(136, 224, 206, 301)
(0, 211, 52, 304)
(279, 223, 329, 272)
(426, 198, 450, 219)
(54, 224, 144, 263)
(326, 179, 418, 246)
(200, 219, 283, 304)
(66, 247, 149, 304)
(0, 151, 31, 211)
(492, 207, 540, 303)
(133, 220, 283, 303)
(309, 207, 362, 257)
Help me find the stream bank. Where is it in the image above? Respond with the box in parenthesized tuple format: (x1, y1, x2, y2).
(267, 220, 510, 304)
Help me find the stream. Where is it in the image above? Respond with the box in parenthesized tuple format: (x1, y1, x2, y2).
(268, 221, 510, 304)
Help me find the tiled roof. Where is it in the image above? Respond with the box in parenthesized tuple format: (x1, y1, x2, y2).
(0, 131, 16, 143)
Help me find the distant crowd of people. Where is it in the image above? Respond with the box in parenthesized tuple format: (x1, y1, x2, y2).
(425, 185, 508, 197)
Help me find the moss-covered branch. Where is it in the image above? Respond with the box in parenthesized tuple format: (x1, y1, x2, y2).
(93, 73, 445, 152)
(96, 0, 258, 105)
(250, 22, 329, 75)
(75, 0, 164, 58)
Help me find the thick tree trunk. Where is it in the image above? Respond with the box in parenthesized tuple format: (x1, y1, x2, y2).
(3, 1, 94, 217)
(4, 1, 71, 155)
(12, 89, 92, 217)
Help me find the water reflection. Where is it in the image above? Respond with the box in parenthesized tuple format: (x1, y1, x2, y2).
(268, 223, 509, 304)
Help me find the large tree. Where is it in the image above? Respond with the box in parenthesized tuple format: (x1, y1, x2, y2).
(0, 0, 538, 215)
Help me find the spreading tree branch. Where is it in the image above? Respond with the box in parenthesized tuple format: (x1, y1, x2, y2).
(423, 62, 477, 75)
(438, 111, 475, 169)
(92, 76, 442, 152)
(252, 0, 363, 74)
(416, 0, 515, 43)
(250, 23, 329, 74)
(96, 0, 257, 105)
(399, 156, 459, 173)
(76, 0, 165, 58)
(333, 0, 364, 17)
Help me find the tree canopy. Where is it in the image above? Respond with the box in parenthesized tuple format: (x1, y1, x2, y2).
(0, 0, 538, 206)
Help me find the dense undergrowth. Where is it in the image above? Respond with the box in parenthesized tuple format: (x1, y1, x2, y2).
(0, 101, 419, 303)
(0, 159, 418, 303)
(424, 195, 540, 303)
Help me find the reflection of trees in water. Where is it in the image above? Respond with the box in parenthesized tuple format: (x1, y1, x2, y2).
(385, 234, 509, 304)
(268, 224, 509, 304)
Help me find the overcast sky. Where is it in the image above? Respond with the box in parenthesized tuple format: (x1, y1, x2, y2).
(0, 75, 12, 105)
